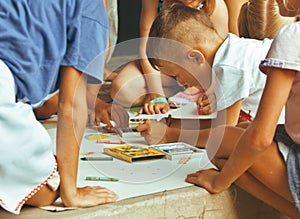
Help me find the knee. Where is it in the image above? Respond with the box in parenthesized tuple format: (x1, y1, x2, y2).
(25, 186, 59, 207)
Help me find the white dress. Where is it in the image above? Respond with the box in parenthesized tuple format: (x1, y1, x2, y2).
(0, 60, 57, 214)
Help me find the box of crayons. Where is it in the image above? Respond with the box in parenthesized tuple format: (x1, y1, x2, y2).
(150, 142, 203, 160)
(104, 145, 166, 163)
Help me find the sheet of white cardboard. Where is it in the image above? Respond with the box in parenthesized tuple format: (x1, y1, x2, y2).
(43, 117, 215, 211)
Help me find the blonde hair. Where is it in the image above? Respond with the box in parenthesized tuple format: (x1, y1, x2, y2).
(238, 0, 296, 39)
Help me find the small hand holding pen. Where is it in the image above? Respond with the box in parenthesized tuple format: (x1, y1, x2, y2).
(197, 90, 216, 115)
(136, 115, 171, 145)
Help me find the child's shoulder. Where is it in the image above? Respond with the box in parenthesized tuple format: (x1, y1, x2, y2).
(216, 34, 271, 61)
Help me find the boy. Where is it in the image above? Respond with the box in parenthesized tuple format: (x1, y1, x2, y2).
(137, 4, 281, 147)
(0, 0, 117, 214)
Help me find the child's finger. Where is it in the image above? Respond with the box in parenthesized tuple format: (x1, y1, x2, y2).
(153, 102, 169, 114)
(101, 114, 113, 128)
(201, 103, 212, 115)
(143, 102, 157, 115)
(138, 107, 144, 115)
(95, 117, 101, 127)
(136, 121, 151, 136)
(147, 103, 156, 114)
(142, 103, 151, 114)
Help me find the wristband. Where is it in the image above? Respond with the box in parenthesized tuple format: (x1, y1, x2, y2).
(150, 97, 168, 104)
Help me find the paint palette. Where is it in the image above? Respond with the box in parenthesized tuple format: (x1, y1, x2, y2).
(151, 142, 204, 160)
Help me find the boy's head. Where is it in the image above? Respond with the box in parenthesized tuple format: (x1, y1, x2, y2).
(147, 3, 218, 49)
(146, 4, 221, 89)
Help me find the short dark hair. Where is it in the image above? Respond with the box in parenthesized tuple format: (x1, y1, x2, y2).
(147, 4, 217, 68)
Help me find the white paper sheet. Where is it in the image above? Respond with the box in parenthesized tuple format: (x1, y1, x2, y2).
(42, 112, 216, 212)
(130, 102, 217, 121)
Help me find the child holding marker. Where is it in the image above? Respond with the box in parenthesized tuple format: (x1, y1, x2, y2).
(186, 0, 300, 217)
(0, 0, 117, 214)
(137, 4, 284, 147)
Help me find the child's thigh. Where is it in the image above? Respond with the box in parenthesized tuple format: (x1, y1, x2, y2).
(206, 125, 245, 160)
(115, 60, 145, 85)
(249, 142, 292, 202)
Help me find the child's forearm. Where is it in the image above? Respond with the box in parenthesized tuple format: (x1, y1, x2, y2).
(141, 62, 165, 96)
(166, 127, 211, 148)
(57, 100, 87, 205)
(178, 128, 211, 148)
(56, 107, 80, 198)
(56, 67, 88, 206)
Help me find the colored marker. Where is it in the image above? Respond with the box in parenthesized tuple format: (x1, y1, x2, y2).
(85, 176, 119, 182)
(81, 156, 113, 161)
(166, 114, 172, 127)
(96, 140, 126, 144)
(114, 126, 123, 137)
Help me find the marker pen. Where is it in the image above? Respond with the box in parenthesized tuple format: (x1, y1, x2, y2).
(85, 176, 119, 182)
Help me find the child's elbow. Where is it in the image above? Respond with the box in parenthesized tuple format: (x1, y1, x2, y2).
(248, 129, 273, 152)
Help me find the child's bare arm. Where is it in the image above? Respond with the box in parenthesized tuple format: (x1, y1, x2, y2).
(136, 120, 211, 148)
(224, 0, 248, 35)
(137, 98, 243, 147)
(56, 66, 117, 207)
(223, 99, 243, 125)
(139, 0, 168, 113)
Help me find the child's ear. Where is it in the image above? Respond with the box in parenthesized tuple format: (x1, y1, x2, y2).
(187, 50, 205, 65)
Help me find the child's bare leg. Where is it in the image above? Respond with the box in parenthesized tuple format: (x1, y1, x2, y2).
(206, 125, 245, 160)
(110, 61, 147, 107)
(208, 126, 298, 217)
(111, 61, 181, 108)
(214, 156, 298, 218)
(25, 185, 59, 207)
(236, 172, 299, 218)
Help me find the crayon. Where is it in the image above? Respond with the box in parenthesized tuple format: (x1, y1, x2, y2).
(96, 140, 126, 144)
(80, 156, 113, 161)
(130, 118, 157, 122)
(85, 176, 119, 182)
(114, 126, 123, 137)
(166, 114, 172, 127)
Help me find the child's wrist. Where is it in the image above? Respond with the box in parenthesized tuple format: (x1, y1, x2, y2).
(150, 97, 168, 104)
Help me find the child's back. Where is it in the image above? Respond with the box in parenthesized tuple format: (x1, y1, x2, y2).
(213, 34, 272, 119)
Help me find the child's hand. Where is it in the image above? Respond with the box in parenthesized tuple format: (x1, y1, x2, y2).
(185, 169, 228, 194)
(90, 98, 129, 130)
(136, 120, 169, 145)
(197, 91, 216, 115)
(61, 186, 118, 208)
(139, 100, 170, 115)
(138, 95, 170, 115)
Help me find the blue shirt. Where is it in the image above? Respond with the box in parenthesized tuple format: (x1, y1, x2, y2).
(0, 0, 108, 105)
